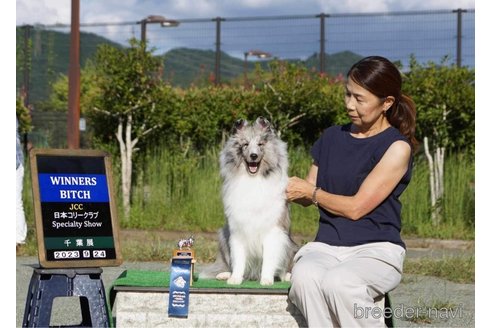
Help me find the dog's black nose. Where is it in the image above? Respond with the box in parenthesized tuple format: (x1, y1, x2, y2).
(250, 153, 258, 161)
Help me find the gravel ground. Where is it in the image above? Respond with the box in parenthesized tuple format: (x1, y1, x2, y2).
(16, 245, 475, 327)
(388, 274, 474, 327)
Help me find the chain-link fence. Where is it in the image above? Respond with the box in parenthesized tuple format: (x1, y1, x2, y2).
(16, 9, 474, 148)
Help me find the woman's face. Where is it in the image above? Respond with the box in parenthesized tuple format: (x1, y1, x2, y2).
(344, 77, 393, 130)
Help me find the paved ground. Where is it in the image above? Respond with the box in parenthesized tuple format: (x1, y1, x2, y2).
(16, 242, 475, 327)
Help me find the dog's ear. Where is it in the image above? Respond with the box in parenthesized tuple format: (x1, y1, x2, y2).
(232, 119, 248, 134)
(255, 116, 275, 134)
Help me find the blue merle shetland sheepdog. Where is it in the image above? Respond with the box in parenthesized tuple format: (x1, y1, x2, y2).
(199, 117, 298, 285)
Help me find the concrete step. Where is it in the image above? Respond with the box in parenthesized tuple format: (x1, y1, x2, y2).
(113, 289, 307, 327)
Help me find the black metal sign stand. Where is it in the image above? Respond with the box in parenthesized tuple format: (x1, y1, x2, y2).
(22, 268, 110, 327)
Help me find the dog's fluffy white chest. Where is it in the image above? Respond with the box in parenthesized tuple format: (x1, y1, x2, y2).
(222, 173, 287, 234)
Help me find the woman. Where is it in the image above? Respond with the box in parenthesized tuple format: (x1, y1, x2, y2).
(16, 116, 27, 246)
(286, 56, 417, 327)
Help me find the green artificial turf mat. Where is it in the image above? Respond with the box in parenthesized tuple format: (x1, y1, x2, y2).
(112, 269, 291, 289)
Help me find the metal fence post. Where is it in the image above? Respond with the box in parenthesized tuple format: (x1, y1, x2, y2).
(213, 17, 224, 85)
(453, 8, 466, 68)
(317, 13, 327, 74)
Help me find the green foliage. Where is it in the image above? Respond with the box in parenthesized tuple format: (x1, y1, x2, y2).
(251, 60, 346, 145)
(146, 60, 349, 150)
(403, 56, 475, 155)
(36, 47, 475, 234)
(86, 38, 177, 152)
(37, 60, 101, 114)
(16, 95, 32, 133)
(92, 38, 162, 113)
(164, 86, 259, 149)
(41, 44, 475, 157)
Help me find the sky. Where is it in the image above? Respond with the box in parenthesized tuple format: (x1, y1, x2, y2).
(14, 0, 479, 67)
(16, 0, 476, 26)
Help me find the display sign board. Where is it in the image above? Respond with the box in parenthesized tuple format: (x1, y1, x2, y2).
(30, 149, 122, 268)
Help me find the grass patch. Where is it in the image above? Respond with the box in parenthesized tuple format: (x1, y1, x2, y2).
(121, 234, 219, 264)
(19, 147, 474, 239)
(403, 256, 475, 284)
(126, 148, 474, 239)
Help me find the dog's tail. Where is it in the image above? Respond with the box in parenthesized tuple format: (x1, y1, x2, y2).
(197, 227, 231, 280)
(197, 258, 229, 279)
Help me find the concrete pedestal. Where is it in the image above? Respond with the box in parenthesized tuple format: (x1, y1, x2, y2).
(112, 287, 307, 327)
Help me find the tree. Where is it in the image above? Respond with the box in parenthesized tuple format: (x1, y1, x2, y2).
(253, 60, 346, 145)
(38, 60, 101, 114)
(88, 38, 171, 218)
(404, 56, 475, 224)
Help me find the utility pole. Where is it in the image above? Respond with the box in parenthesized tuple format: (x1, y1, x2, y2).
(67, 0, 80, 149)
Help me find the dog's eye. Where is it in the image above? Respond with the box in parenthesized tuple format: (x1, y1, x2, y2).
(242, 143, 249, 148)
(258, 142, 264, 147)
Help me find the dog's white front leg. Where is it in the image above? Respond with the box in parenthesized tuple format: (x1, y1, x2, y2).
(260, 228, 286, 285)
(227, 236, 246, 285)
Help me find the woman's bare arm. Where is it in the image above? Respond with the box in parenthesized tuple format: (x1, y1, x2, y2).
(286, 140, 411, 220)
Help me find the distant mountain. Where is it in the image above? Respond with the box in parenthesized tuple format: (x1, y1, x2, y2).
(304, 51, 364, 77)
(16, 28, 363, 104)
(16, 27, 123, 104)
(159, 47, 271, 87)
(161, 48, 363, 87)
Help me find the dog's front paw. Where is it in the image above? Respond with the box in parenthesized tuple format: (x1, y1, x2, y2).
(216, 272, 231, 280)
(279, 272, 291, 282)
(227, 275, 243, 285)
(260, 276, 274, 286)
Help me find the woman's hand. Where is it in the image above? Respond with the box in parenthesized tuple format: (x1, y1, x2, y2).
(286, 176, 316, 207)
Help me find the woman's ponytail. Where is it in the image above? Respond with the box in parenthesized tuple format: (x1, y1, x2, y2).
(387, 94, 418, 152)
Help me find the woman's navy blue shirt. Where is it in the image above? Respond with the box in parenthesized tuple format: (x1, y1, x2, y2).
(311, 124, 412, 249)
